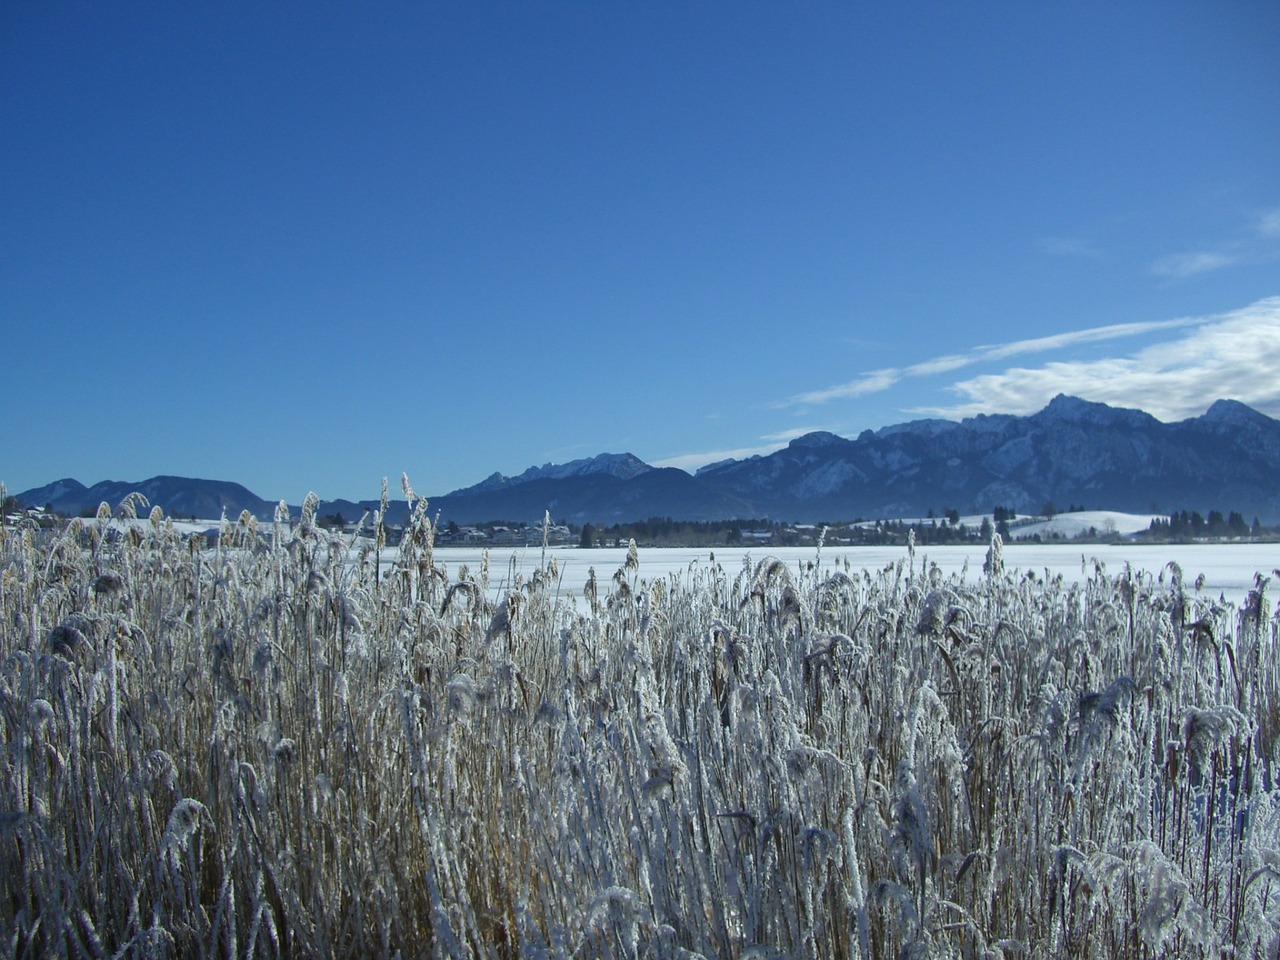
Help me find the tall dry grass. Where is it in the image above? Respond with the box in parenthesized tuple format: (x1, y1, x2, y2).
(2, 486, 1279, 958)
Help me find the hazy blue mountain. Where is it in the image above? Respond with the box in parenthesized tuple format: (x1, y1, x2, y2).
(14, 475, 278, 520)
(455, 453, 653, 494)
(15, 396, 1280, 524)
(429, 467, 755, 525)
(14, 477, 88, 507)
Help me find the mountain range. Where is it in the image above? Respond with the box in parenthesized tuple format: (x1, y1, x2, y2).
(14, 396, 1280, 525)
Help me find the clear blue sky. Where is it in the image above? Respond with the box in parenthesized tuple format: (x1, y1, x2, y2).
(4, 2, 1278, 502)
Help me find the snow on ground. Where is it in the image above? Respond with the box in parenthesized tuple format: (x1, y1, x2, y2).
(76, 516, 234, 538)
(851, 510, 1161, 539)
(429, 541, 1277, 609)
(65, 514, 1273, 607)
(1008, 510, 1162, 540)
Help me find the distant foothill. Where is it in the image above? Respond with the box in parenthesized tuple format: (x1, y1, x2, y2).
(10, 395, 1280, 530)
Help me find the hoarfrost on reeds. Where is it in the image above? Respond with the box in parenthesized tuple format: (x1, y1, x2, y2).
(1, 493, 1279, 958)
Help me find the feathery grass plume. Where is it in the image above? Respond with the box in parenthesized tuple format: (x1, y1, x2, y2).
(142, 749, 179, 793)
(272, 499, 290, 549)
(49, 617, 92, 663)
(271, 737, 297, 766)
(914, 589, 950, 636)
(1123, 841, 1215, 952)
(890, 761, 935, 932)
(299, 490, 320, 531)
(159, 797, 208, 866)
(1078, 675, 1136, 725)
(446, 673, 477, 715)
(115, 491, 149, 521)
(1182, 705, 1244, 778)
(983, 531, 1003, 578)
(486, 591, 521, 644)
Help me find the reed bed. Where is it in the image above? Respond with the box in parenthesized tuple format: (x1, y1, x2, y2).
(2, 486, 1278, 958)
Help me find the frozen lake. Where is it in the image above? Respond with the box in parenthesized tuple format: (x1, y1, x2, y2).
(423, 541, 1278, 610)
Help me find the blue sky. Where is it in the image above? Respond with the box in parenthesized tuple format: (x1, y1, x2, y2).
(4, 2, 1278, 502)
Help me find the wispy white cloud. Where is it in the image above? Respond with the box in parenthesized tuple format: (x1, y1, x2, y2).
(781, 316, 1196, 408)
(1150, 251, 1238, 279)
(904, 354, 971, 376)
(653, 424, 845, 472)
(652, 441, 787, 473)
(783, 369, 900, 406)
(978, 318, 1198, 360)
(912, 297, 1280, 422)
(760, 426, 836, 442)
(1258, 207, 1280, 238)
(1147, 206, 1280, 279)
(667, 299, 1280, 475)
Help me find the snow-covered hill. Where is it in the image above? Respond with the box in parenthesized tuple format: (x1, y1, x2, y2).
(1007, 510, 1162, 540)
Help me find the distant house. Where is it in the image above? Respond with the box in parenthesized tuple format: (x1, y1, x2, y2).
(525, 524, 572, 544)
(3, 506, 60, 531)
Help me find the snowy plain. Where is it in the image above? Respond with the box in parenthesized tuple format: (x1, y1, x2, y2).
(100, 514, 1276, 609)
(428, 540, 1278, 611)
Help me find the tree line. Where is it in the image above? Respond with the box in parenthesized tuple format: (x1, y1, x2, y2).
(1145, 509, 1261, 540)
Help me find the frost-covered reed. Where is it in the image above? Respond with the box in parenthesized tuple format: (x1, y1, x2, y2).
(2, 492, 1279, 958)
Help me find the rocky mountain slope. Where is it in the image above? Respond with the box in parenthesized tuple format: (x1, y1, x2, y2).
(694, 395, 1280, 521)
(15, 396, 1280, 524)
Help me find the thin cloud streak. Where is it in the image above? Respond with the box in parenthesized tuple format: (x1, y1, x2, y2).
(785, 369, 900, 406)
(905, 354, 971, 376)
(655, 426, 839, 473)
(761, 426, 839, 442)
(1150, 251, 1238, 279)
(782, 316, 1196, 408)
(1258, 208, 1280, 238)
(979, 318, 1198, 360)
(1148, 207, 1278, 280)
(653, 441, 787, 474)
(913, 297, 1280, 422)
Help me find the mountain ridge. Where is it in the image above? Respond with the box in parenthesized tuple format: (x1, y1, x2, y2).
(12, 396, 1280, 524)
(455, 452, 652, 495)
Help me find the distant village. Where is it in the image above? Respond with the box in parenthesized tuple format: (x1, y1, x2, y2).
(333, 507, 1275, 548)
(3, 494, 1273, 547)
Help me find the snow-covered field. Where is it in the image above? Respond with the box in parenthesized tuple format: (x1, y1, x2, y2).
(431, 539, 1277, 609)
(77, 513, 1275, 608)
(855, 509, 1164, 539)
(1007, 509, 1163, 539)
